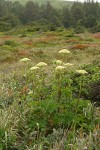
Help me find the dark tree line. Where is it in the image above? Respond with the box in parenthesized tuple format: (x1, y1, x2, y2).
(0, 0, 100, 32)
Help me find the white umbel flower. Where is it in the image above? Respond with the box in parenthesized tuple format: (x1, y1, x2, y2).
(59, 49, 70, 54)
(64, 63, 74, 66)
(36, 62, 47, 67)
(54, 60, 63, 65)
(30, 66, 39, 71)
(55, 66, 65, 72)
(76, 69, 88, 75)
(20, 58, 31, 62)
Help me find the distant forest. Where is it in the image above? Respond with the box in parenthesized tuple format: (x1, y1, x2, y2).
(0, 0, 100, 32)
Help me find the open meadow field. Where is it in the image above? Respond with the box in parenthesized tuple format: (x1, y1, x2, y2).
(0, 27, 100, 149)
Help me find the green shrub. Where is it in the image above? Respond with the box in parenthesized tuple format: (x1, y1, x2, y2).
(56, 27, 65, 32)
(75, 25, 85, 34)
(27, 27, 39, 32)
(59, 28, 75, 37)
(90, 23, 100, 33)
(20, 33, 27, 37)
(89, 80, 100, 106)
(26, 99, 93, 135)
(1, 14, 20, 28)
(4, 40, 15, 46)
(4, 40, 20, 46)
(48, 24, 57, 31)
(72, 60, 100, 103)
(0, 21, 11, 31)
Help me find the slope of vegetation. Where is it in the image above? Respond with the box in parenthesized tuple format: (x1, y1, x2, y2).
(0, 0, 100, 32)
(10, 0, 74, 8)
(0, 27, 100, 149)
(0, 0, 100, 150)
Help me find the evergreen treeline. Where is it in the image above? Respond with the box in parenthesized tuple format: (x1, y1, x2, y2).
(0, 0, 100, 32)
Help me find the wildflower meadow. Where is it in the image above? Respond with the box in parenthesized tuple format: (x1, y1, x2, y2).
(0, 27, 100, 150)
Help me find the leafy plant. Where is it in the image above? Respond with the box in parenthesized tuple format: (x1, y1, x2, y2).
(71, 60, 100, 104)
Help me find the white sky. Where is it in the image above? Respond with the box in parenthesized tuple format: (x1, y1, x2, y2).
(60, 0, 100, 2)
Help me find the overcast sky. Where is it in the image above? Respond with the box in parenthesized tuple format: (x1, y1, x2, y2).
(60, 0, 100, 2)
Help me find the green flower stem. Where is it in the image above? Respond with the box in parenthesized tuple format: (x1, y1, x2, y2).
(75, 75, 84, 111)
(57, 74, 62, 103)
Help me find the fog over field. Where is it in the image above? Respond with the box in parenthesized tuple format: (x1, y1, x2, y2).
(8, 0, 100, 2)
(61, 0, 100, 1)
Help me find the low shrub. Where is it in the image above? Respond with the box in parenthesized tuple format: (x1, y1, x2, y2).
(91, 23, 100, 33)
(4, 40, 18, 46)
(0, 21, 11, 31)
(75, 25, 85, 34)
(93, 33, 100, 39)
(20, 33, 27, 37)
(89, 80, 100, 106)
(58, 29, 75, 37)
(72, 60, 100, 104)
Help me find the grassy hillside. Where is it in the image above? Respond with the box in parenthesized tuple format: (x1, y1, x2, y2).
(0, 25, 100, 149)
(11, 0, 50, 4)
(0, 0, 100, 149)
(10, 0, 74, 8)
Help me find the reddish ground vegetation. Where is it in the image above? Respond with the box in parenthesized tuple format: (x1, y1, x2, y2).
(93, 33, 100, 39)
(86, 43, 100, 47)
(46, 36, 59, 41)
(18, 50, 31, 56)
(71, 44, 89, 50)
(23, 40, 33, 45)
(71, 43, 100, 50)
(66, 39, 79, 43)
(34, 37, 59, 43)
(19, 85, 29, 95)
(2, 36, 13, 39)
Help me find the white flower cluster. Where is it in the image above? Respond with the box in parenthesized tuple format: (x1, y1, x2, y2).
(55, 66, 65, 71)
(76, 69, 88, 75)
(53, 60, 63, 65)
(19, 58, 48, 72)
(53, 49, 72, 73)
(58, 49, 71, 54)
(36, 62, 47, 67)
(30, 62, 47, 72)
(64, 63, 73, 66)
(20, 58, 31, 62)
(30, 66, 39, 71)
